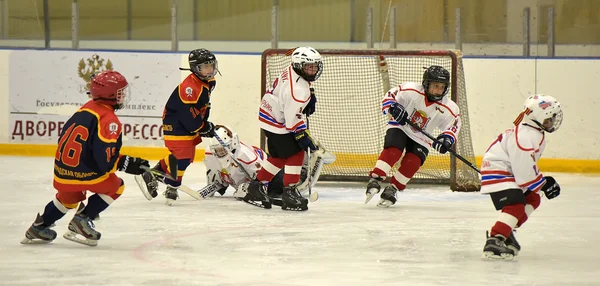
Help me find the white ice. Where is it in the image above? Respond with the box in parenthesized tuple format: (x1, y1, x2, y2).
(1, 156, 599, 286)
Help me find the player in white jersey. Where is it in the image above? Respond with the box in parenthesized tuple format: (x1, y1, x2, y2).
(365, 66, 462, 208)
(202, 125, 267, 199)
(245, 46, 323, 211)
(202, 126, 336, 203)
(481, 94, 563, 260)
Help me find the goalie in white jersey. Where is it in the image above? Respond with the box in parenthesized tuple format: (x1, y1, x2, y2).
(365, 65, 462, 207)
(204, 126, 335, 205)
(481, 94, 563, 260)
(244, 46, 322, 211)
(202, 126, 267, 199)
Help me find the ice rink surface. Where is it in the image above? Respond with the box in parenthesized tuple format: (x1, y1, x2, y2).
(1, 156, 599, 286)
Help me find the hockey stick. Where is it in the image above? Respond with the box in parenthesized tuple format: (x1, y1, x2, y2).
(213, 133, 272, 208)
(139, 165, 204, 200)
(304, 116, 319, 202)
(405, 120, 480, 173)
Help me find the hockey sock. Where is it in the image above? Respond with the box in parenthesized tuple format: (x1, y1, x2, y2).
(490, 204, 525, 238)
(517, 192, 541, 227)
(370, 147, 403, 179)
(39, 197, 70, 227)
(160, 157, 191, 187)
(283, 150, 305, 186)
(257, 157, 286, 183)
(390, 152, 421, 190)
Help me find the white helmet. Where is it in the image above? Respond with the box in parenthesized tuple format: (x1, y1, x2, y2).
(291, 46, 323, 82)
(209, 126, 240, 167)
(523, 94, 563, 133)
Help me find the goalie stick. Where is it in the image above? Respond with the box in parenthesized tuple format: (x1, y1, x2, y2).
(213, 133, 272, 209)
(304, 115, 319, 203)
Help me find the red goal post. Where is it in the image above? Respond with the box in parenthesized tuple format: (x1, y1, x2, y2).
(260, 49, 481, 192)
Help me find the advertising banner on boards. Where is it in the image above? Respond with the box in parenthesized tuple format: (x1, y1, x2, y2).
(8, 50, 182, 146)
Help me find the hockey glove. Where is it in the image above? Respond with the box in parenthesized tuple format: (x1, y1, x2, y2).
(294, 130, 318, 151)
(198, 121, 216, 137)
(541, 176, 560, 199)
(117, 155, 150, 175)
(432, 134, 454, 154)
(389, 102, 408, 125)
(302, 88, 317, 116)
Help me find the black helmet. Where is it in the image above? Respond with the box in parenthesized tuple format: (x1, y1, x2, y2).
(422, 65, 450, 101)
(188, 49, 218, 81)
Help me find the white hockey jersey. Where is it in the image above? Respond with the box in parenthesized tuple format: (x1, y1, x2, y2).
(381, 82, 461, 149)
(204, 142, 266, 190)
(480, 120, 547, 194)
(259, 65, 311, 134)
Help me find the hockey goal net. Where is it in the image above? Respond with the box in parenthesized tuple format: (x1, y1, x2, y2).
(260, 49, 480, 192)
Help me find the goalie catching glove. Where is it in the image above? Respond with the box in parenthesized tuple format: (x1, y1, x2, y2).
(117, 155, 150, 175)
(294, 130, 318, 151)
(432, 134, 454, 154)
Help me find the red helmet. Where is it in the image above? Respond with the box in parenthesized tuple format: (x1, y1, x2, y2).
(89, 70, 129, 109)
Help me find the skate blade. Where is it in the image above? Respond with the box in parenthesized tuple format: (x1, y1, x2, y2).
(243, 199, 272, 209)
(281, 206, 308, 211)
(134, 175, 155, 201)
(376, 199, 393, 208)
(481, 251, 514, 261)
(365, 190, 380, 204)
(20, 237, 53, 245)
(63, 231, 98, 247)
(165, 198, 175, 206)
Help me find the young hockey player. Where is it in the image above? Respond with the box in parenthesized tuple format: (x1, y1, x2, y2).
(202, 125, 335, 201)
(365, 65, 462, 207)
(140, 48, 219, 206)
(481, 94, 563, 260)
(202, 125, 266, 199)
(21, 70, 150, 246)
(244, 46, 323, 211)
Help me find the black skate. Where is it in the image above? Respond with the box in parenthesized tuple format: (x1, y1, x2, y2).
(365, 177, 383, 204)
(505, 230, 521, 256)
(482, 232, 515, 260)
(164, 186, 179, 206)
(20, 213, 57, 244)
(377, 184, 398, 208)
(243, 180, 272, 209)
(63, 205, 101, 247)
(282, 186, 308, 211)
(135, 168, 159, 200)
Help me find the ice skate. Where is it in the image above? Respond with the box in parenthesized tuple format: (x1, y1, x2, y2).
(20, 213, 57, 245)
(63, 212, 101, 247)
(377, 184, 398, 208)
(365, 177, 383, 204)
(282, 186, 308, 211)
(135, 169, 159, 200)
(482, 232, 515, 260)
(243, 180, 272, 209)
(505, 230, 521, 256)
(164, 185, 179, 206)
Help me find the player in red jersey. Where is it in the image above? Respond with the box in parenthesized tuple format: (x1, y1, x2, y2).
(21, 70, 151, 247)
(139, 48, 219, 205)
